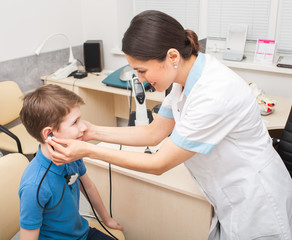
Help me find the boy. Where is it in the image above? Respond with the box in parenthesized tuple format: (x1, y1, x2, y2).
(19, 84, 123, 240)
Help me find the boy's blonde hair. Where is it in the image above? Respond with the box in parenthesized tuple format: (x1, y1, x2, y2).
(20, 84, 84, 143)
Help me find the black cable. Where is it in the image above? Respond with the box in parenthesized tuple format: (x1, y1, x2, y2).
(37, 161, 118, 238)
(129, 84, 133, 113)
(109, 163, 113, 218)
(79, 179, 118, 240)
(76, 58, 84, 66)
(37, 161, 67, 210)
(109, 144, 123, 218)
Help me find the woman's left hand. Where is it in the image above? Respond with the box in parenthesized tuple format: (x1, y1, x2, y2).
(47, 137, 91, 165)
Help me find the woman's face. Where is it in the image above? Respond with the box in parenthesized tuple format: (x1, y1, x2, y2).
(125, 54, 177, 92)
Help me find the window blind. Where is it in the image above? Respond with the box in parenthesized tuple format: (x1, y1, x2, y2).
(207, 0, 271, 41)
(134, 0, 200, 32)
(277, 0, 292, 53)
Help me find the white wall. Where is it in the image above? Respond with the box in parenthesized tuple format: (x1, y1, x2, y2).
(0, 0, 291, 97)
(80, 0, 129, 70)
(0, 0, 128, 70)
(0, 0, 84, 62)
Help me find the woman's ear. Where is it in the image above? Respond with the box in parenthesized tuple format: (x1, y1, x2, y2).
(166, 48, 180, 67)
(41, 127, 53, 141)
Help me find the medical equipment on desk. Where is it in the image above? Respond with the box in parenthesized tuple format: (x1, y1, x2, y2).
(249, 83, 276, 115)
(127, 74, 154, 127)
(223, 24, 248, 62)
(131, 74, 149, 126)
(102, 65, 150, 89)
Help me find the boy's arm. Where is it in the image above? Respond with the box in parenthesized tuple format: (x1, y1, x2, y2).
(20, 227, 40, 240)
(79, 173, 124, 231)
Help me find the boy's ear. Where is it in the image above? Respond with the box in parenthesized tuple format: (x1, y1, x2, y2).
(41, 127, 53, 141)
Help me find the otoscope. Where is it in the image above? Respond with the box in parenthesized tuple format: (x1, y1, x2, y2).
(130, 74, 149, 126)
(128, 74, 153, 154)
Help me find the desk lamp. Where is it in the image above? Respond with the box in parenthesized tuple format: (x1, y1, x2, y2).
(35, 33, 78, 80)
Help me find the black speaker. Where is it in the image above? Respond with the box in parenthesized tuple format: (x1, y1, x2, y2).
(83, 40, 104, 72)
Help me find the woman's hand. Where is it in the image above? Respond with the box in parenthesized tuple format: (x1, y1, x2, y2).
(80, 120, 98, 142)
(47, 137, 91, 165)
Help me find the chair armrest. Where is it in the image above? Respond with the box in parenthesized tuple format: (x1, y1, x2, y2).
(0, 124, 23, 153)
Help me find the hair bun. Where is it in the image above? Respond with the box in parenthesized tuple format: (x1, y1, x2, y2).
(185, 30, 199, 54)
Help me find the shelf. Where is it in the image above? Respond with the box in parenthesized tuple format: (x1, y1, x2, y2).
(208, 51, 292, 75)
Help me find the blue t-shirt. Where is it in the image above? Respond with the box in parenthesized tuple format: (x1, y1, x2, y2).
(19, 146, 89, 240)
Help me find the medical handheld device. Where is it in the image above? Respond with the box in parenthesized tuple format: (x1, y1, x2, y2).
(131, 74, 149, 126)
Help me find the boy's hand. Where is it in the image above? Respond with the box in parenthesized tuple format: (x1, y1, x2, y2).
(104, 218, 124, 231)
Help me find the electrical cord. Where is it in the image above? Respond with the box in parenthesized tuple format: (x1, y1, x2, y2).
(129, 81, 133, 113)
(37, 161, 67, 210)
(109, 163, 113, 218)
(109, 144, 122, 218)
(36, 161, 118, 239)
(76, 58, 84, 66)
(79, 179, 118, 240)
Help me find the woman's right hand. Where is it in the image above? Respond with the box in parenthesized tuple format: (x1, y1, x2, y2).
(80, 120, 98, 142)
(47, 137, 93, 165)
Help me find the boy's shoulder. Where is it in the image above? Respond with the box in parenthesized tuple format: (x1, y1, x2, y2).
(19, 149, 53, 189)
(19, 156, 44, 188)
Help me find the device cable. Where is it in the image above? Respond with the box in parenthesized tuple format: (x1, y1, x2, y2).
(129, 82, 133, 113)
(37, 161, 67, 210)
(108, 144, 123, 217)
(109, 162, 113, 218)
(79, 179, 118, 240)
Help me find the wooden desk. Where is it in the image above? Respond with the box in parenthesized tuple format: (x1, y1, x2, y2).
(261, 97, 292, 130)
(84, 143, 212, 240)
(42, 72, 292, 130)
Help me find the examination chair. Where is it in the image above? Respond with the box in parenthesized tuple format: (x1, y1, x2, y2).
(273, 106, 292, 177)
(0, 153, 29, 239)
(0, 81, 38, 155)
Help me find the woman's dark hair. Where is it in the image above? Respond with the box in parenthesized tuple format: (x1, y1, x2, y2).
(122, 10, 199, 61)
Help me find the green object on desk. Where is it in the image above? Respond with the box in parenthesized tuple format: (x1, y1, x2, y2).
(102, 65, 149, 89)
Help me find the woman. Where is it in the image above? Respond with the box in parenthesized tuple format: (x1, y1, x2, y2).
(48, 10, 292, 239)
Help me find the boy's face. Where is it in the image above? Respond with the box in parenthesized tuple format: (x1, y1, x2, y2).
(53, 106, 87, 140)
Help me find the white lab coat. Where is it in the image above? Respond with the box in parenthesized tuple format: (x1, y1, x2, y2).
(159, 53, 292, 239)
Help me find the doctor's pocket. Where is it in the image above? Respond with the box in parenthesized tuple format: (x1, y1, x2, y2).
(222, 183, 281, 239)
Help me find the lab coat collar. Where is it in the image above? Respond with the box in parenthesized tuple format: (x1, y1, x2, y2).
(184, 52, 206, 97)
